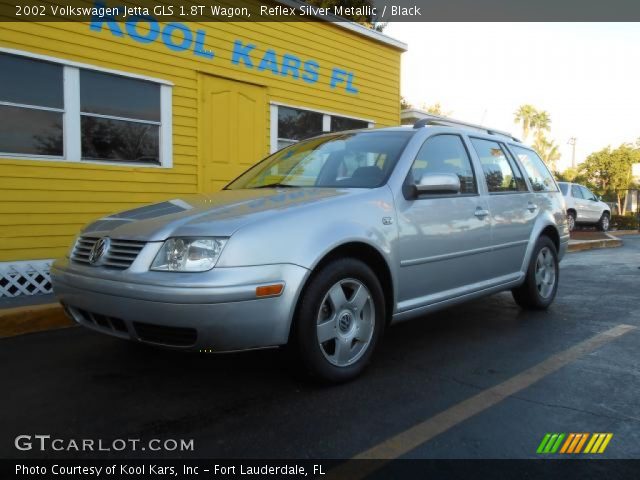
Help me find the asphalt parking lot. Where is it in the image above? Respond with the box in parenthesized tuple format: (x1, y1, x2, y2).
(2, 236, 639, 461)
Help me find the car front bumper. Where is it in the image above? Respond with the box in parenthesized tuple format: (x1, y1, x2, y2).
(51, 259, 309, 351)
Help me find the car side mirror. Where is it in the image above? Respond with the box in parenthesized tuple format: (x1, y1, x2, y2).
(415, 173, 461, 195)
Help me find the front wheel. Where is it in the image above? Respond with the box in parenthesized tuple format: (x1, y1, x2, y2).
(512, 236, 559, 310)
(597, 212, 610, 231)
(292, 258, 385, 383)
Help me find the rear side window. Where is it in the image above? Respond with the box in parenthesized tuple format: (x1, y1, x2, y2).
(558, 183, 569, 195)
(571, 184, 583, 198)
(409, 134, 477, 194)
(510, 146, 558, 192)
(470, 138, 527, 193)
(580, 186, 597, 201)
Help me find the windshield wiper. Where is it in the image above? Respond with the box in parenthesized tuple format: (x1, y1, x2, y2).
(251, 183, 300, 189)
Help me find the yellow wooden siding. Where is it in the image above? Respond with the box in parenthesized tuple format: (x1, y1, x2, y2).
(0, 17, 401, 262)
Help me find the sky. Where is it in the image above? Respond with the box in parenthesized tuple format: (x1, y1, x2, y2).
(384, 23, 640, 171)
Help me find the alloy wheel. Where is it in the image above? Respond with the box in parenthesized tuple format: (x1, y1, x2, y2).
(316, 278, 375, 367)
(535, 247, 557, 299)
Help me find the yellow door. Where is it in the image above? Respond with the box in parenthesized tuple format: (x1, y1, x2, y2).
(198, 75, 267, 192)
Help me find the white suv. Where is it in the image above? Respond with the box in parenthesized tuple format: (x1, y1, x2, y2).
(558, 182, 611, 231)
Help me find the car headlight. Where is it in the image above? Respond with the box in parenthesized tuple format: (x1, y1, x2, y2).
(151, 238, 227, 272)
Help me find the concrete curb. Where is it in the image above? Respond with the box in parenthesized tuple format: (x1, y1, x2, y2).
(0, 302, 73, 339)
(568, 234, 623, 253)
(609, 230, 639, 236)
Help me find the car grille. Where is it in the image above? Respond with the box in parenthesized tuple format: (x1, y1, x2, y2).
(71, 236, 146, 270)
(133, 321, 198, 347)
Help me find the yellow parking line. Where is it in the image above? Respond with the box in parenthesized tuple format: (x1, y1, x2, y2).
(326, 324, 635, 480)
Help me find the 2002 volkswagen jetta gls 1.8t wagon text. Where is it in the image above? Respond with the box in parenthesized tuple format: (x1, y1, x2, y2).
(52, 117, 569, 382)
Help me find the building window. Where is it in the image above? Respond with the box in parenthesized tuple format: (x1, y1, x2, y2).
(0, 50, 172, 167)
(271, 103, 373, 153)
(80, 71, 161, 163)
(277, 106, 323, 150)
(330, 115, 369, 132)
(0, 53, 64, 157)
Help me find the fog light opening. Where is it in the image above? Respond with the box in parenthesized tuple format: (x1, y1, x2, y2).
(61, 304, 73, 320)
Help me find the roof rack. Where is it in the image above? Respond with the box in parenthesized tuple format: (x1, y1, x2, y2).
(413, 114, 522, 143)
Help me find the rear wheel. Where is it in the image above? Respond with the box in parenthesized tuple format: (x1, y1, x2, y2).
(567, 211, 576, 231)
(292, 258, 385, 383)
(512, 236, 559, 310)
(597, 212, 610, 231)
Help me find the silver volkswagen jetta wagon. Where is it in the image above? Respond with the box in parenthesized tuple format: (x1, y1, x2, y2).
(52, 116, 569, 382)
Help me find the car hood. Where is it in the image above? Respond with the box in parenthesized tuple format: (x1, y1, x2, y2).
(81, 188, 358, 241)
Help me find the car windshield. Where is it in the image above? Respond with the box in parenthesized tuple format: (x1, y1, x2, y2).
(225, 130, 414, 190)
(558, 182, 569, 195)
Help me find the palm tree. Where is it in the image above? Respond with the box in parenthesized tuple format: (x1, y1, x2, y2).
(533, 134, 561, 171)
(531, 110, 551, 142)
(514, 104, 536, 141)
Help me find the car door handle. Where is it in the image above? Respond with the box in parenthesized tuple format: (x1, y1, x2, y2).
(527, 202, 538, 212)
(474, 207, 490, 219)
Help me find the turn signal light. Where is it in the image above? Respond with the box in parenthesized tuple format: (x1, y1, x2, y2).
(256, 284, 284, 298)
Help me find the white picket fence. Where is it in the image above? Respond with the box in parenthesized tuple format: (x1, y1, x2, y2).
(0, 260, 54, 297)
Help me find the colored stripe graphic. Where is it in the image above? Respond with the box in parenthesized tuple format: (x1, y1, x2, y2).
(584, 434, 598, 453)
(574, 433, 589, 453)
(540, 433, 614, 454)
(537, 434, 552, 453)
(567, 433, 582, 453)
(584, 433, 613, 454)
(550, 433, 565, 453)
(560, 433, 575, 453)
(544, 434, 559, 453)
(598, 433, 613, 453)
(537, 433, 566, 453)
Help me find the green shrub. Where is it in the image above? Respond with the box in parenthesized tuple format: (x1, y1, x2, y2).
(611, 214, 638, 230)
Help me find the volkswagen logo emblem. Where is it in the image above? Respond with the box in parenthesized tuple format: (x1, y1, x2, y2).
(338, 312, 353, 332)
(89, 237, 110, 265)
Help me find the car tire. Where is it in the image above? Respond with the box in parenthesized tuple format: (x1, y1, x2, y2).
(597, 212, 610, 232)
(567, 211, 576, 232)
(292, 258, 385, 383)
(512, 236, 559, 310)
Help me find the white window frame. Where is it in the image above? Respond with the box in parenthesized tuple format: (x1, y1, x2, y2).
(269, 102, 375, 154)
(0, 47, 173, 168)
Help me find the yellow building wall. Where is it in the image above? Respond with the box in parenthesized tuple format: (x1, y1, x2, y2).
(0, 19, 402, 262)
